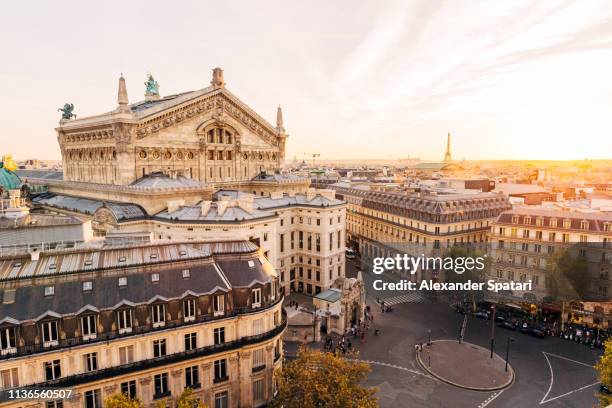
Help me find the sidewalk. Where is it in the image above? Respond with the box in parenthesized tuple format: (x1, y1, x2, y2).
(416, 339, 514, 391)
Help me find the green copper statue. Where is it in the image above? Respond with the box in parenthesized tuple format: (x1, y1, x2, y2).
(144, 73, 159, 95)
(58, 103, 76, 120)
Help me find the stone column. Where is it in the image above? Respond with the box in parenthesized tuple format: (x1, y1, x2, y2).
(138, 377, 152, 406)
(201, 362, 213, 406)
(171, 368, 184, 400)
(229, 354, 241, 407)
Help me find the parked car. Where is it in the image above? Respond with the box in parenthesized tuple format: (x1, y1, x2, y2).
(474, 311, 489, 319)
(497, 321, 517, 330)
(345, 249, 357, 259)
(527, 328, 546, 338)
(599, 384, 611, 395)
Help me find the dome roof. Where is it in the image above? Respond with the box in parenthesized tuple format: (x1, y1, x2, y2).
(0, 167, 21, 191)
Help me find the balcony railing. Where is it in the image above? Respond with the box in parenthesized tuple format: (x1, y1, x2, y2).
(0, 312, 286, 401)
(0, 297, 284, 361)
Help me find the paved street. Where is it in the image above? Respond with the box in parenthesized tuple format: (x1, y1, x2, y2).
(345, 258, 603, 408)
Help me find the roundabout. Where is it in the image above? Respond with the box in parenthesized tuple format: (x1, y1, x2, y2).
(415, 339, 515, 391)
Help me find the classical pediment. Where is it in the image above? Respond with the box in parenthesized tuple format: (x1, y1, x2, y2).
(134, 89, 280, 148)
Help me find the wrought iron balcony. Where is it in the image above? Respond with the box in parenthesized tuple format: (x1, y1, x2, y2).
(0, 312, 286, 402)
(0, 296, 284, 361)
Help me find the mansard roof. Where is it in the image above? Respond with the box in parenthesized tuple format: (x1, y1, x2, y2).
(495, 208, 612, 233)
(328, 184, 510, 217)
(0, 240, 273, 322)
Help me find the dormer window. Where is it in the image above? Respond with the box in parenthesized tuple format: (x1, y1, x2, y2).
(271, 280, 276, 301)
(84, 259, 93, 267)
(182, 269, 190, 279)
(536, 217, 543, 227)
(151, 304, 166, 328)
(118, 277, 127, 288)
(41, 320, 59, 347)
(150, 253, 158, 260)
(580, 220, 589, 230)
(179, 250, 187, 256)
(151, 273, 160, 283)
(251, 288, 262, 308)
(248, 260, 255, 268)
(83, 281, 93, 292)
(512, 215, 519, 224)
(0, 326, 17, 355)
(550, 218, 558, 228)
(563, 219, 571, 229)
(81, 314, 97, 341)
(524, 216, 531, 225)
(213, 295, 225, 317)
(604, 223, 611, 232)
(44, 286, 55, 297)
(183, 298, 196, 322)
(117, 309, 132, 334)
(118, 256, 126, 263)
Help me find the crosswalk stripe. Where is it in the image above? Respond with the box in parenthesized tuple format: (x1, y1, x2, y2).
(378, 292, 429, 305)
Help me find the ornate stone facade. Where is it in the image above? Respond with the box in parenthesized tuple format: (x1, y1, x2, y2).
(57, 68, 287, 186)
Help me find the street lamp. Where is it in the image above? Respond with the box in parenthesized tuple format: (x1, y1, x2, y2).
(505, 337, 514, 372)
(490, 304, 496, 359)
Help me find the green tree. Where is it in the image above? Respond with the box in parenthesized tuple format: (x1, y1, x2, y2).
(595, 339, 612, 407)
(548, 247, 589, 300)
(271, 347, 377, 408)
(177, 387, 206, 408)
(104, 392, 143, 408)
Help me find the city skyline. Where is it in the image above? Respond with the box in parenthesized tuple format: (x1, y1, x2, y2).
(2, 0, 612, 161)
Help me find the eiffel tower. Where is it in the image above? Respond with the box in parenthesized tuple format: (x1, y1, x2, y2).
(443, 132, 452, 162)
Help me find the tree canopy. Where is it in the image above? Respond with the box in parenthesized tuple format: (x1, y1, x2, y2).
(104, 392, 143, 408)
(548, 247, 589, 300)
(271, 347, 377, 408)
(596, 339, 612, 407)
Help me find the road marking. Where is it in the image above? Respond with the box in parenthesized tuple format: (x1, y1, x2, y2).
(540, 351, 599, 405)
(477, 390, 504, 408)
(378, 292, 429, 305)
(542, 352, 595, 368)
(359, 359, 430, 378)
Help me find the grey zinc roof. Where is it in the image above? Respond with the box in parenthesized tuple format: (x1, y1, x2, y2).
(129, 87, 215, 118)
(0, 213, 83, 230)
(15, 170, 63, 181)
(0, 241, 258, 281)
(253, 194, 344, 210)
(33, 193, 147, 220)
(314, 289, 341, 303)
(155, 203, 274, 222)
(216, 256, 277, 288)
(0, 240, 263, 322)
(252, 173, 308, 182)
(129, 173, 202, 189)
(0, 264, 228, 322)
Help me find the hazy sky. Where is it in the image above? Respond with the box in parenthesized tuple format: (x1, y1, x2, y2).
(2, 0, 612, 161)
